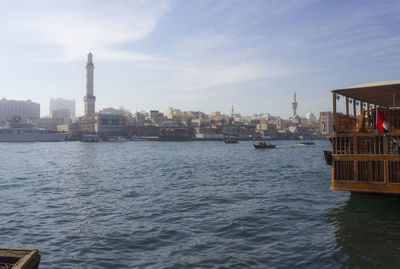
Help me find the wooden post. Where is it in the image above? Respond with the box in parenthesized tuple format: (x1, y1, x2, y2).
(383, 136, 389, 154)
(393, 93, 396, 107)
(354, 160, 358, 182)
(384, 160, 388, 183)
(333, 92, 337, 132)
(354, 136, 358, 154)
(346, 96, 349, 116)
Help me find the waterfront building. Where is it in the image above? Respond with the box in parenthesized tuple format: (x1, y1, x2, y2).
(28, 118, 66, 131)
(99, 107, 126, 115)
(209, 111, 222, 120)
(256, 122, 278, 138)
(52, 109, 70, 123)
(49, 98, 75, 118)
(95, 113, 126, 137)
(0, 98, 40, 123)
(319, 112, 333, 135)
(74, 116, 95, 134)
(147, 110, 165, 126)
(133, 112, 146, 126)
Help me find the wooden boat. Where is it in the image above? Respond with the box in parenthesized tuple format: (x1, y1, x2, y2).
(327, 80, 400, 194)
(224, 135, 239, 143)
(82, 134, 100, 142)
(0, 248, 40, 269)
(254, 140, 276, 149)
(299, 136, 315, 145)
(299, 141, 315, 145)
(324, 150, 333, 165)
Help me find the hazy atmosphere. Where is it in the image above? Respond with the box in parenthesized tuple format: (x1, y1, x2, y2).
(0, 0, 399, 117)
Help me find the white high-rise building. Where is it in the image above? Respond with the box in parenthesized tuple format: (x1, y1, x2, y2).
(49, 98, 75, 118)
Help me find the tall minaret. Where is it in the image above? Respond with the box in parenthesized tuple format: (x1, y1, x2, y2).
(84, 52, 96, 117)
(292, 92, 298, 117)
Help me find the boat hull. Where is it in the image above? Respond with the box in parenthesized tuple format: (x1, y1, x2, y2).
(0, 133, 70, 142)
(254, 144, 276, 149)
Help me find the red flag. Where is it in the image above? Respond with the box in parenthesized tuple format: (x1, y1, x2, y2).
(376, 109, 390, 132)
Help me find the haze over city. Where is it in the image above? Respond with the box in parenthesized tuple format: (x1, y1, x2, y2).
(0, 0, 399, 117)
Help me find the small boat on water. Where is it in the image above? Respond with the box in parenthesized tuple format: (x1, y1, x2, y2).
(223, 135, 239, 143)
(254, 142, 276, 149)
(254, 136, 276, 149)
(82, 134, 100, 142)
(299, 141, 315, 145)
(323, 150, 332, 165)
(299, 136, 315, 145)
(107, 136, 128, 142)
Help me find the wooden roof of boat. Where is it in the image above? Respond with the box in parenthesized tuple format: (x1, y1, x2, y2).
(332, 80, 400, 107)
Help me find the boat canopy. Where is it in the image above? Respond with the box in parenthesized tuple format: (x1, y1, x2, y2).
(332, 80, 400, 107)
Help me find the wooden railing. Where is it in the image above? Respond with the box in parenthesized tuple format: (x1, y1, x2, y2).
(334, 113, 357, 133)
(333, 154, 400, 183)
(334, 108, 400, 133)
(331, 134, 400, 155)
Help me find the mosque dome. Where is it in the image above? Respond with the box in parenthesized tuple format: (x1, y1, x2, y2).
(306, 112, 316, 121)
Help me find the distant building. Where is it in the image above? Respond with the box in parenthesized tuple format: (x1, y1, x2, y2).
(52, 109, 70, 123)
(305, 112, 317, 122)
(0, 98, 40, 123)
(99, 107, 127, 115)
(49, 98, 75, 118)
(28, 118, 66, 131)
(148, 110, 165, 126)
(74, 116, 95, 134)
(95, 113, 125, 137)
(256, 122, 278, 138)
(319, 112, 333, 135)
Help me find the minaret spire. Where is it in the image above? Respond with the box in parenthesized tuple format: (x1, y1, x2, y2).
(84, 52, 96, 117)
(292, 91, 298, 117)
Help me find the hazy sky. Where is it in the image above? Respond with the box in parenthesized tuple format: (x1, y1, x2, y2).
(0, 0, 399, 118)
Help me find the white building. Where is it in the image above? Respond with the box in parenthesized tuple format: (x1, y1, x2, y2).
(0, 98, 40, 123)
(49, 98, 75, 118)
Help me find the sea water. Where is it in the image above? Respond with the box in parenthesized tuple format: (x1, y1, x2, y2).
(1, 140, 400, 268)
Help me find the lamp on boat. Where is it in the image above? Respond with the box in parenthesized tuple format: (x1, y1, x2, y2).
(349, 99, 352, 104)
(337, 95, 340, 100)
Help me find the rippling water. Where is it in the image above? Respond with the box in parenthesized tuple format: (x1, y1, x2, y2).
(1, 140, 400, 268)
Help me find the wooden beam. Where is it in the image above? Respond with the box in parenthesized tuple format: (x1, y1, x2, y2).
(360, 101, 363, 115)
(333, 92, 337, 132)
(393, 92, 396, 107)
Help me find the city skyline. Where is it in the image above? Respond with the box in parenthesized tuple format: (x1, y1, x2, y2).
(0, 0, 399, 117)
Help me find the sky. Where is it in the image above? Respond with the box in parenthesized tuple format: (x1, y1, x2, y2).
(0, 0, 399, 118)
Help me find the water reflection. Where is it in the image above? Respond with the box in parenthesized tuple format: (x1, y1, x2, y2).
(328, 193, 400, 268)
